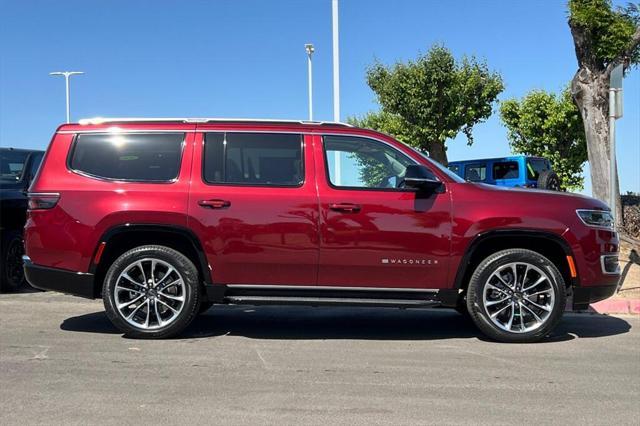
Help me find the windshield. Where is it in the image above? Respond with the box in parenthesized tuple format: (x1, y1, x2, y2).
(406, 145, 466, 183)
(0, 150, 29, 182)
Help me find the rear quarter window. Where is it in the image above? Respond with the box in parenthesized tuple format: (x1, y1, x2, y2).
(493, 161, 519, 179)
(69, 133, 184, 181)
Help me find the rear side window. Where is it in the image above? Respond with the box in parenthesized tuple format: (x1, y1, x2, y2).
(493, 161, 519, 179)
(70, 133, 184, 181)
(203, 133, 303, 186)
(465, 164, 486, 181)
(0, 150, 29, 182)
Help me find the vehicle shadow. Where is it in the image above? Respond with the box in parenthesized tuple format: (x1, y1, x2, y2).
(60, 305, 632, 342)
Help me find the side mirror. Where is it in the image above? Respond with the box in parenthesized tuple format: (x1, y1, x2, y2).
(402, 165, 443, 192)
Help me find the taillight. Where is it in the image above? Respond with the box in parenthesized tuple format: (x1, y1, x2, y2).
(28, 193, 60, 210)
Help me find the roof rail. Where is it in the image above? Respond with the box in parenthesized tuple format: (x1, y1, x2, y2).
(77, 117, 353, 127)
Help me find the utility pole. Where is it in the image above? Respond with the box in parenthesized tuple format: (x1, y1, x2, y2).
(49, 71, 84, 123)
(305, 44, 315, 121)
(609, 64, 623, 226)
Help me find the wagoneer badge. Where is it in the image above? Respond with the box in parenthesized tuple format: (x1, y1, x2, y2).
(381, 258, 438, 265)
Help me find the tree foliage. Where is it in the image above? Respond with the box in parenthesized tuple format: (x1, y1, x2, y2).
(500, 89, 587, 191)
(569, 0, 640, 69)
(360, 45, 504, 165)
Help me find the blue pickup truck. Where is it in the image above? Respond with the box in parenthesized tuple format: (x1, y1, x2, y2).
(447, 155, 561, 190)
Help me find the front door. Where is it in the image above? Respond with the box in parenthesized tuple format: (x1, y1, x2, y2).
(188, 131, 319, 286)
(315, 134, 451, 289)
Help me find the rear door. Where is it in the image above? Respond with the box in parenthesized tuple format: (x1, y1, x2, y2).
(188, 129, 319, 286)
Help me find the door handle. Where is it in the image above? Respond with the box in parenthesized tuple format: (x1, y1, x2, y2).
(329, 203, 361, 213)
(198, 199, 231, 209)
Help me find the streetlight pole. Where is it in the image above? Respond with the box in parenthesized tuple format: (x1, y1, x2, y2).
(331, 0, 340, 122)
(331, 0, 342, 184)
(305, 44, 315, 121)
(49, 71, 84, 123)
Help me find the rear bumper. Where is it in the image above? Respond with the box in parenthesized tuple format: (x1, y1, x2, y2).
(572, 284, 619, 311)
(23, 256, 98, 299)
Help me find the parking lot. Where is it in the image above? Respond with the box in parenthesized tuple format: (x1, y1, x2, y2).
(1, 291, 638, 425)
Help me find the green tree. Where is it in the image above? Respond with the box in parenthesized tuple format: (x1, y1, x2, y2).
(500, 89, 587, 191)
(568, 0, 640, 221)
(361, 45, 504, 165)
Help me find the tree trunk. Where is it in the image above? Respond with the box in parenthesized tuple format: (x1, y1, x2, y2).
(571, 69, 622, 223)
(426, 141, 448, 166)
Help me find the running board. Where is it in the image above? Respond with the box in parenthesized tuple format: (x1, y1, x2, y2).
(204, 285, 461, 308)
(223, 295, 441, 308)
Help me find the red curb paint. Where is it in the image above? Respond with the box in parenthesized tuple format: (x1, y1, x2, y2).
(590, 299, 640, 315)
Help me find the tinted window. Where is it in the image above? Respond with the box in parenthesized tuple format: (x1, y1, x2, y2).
(526, 158, 549, 180)
(448, 164, 460, 174)
(204, 133, 303, 186)
(323, 136, 415, 189)
(0, 150, 29, 182)
(465, 164, 486, 181)
(493, 161, 519, 179)
(70, 133, 183, 181)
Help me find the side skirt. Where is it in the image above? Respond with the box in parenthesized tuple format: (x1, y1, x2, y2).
(204, 284, 460, 308)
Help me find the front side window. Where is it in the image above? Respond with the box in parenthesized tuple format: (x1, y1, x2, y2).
(70, 133, 184, 181)
(0, 150, 29, 182)
(323, 136, 416, 189)
(203, 133, 303, 186)
(465, 164, 487, 182)
(493, 161, 519, 179)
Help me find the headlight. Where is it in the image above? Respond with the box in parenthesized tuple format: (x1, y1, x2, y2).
(576, 209, 614, 229)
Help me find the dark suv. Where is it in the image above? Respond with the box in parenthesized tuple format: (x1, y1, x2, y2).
(23, 119, 620, 342)
(1, 147, 43, 291)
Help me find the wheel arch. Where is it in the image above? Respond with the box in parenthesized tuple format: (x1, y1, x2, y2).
(453, 229, 577, 292)
(90, 224, 211, 295)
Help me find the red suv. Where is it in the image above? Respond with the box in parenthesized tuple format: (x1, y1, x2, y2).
(23, 118, 620, 342)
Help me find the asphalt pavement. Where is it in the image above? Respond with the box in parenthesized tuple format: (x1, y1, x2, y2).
(1, 291, 638, 425)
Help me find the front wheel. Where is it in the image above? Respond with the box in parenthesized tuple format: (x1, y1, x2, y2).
(103, 245, 200, 339)
(466, 249, 566, 343)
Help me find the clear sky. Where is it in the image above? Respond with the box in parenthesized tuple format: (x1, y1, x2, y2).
(1, 0, 638, 194)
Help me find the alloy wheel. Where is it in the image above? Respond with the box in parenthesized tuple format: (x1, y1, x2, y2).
(114, 258, 186, 330)
(482, 262, 555, 333)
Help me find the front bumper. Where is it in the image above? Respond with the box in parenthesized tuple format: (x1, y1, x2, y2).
(572, 284, 619, 311)
(23, 256, 99, 299)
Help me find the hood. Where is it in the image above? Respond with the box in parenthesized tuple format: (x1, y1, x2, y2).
(465, 182, 610, 210)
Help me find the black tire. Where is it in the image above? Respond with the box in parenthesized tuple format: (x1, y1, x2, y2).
(466, 249, 566, 343)
(537, 170, 561, 191)
(1, 231, 26, 293)
(103, 245, 200, 339)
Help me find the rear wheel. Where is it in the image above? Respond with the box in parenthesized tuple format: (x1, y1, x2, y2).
(466, 249, 566, 343)
(103, 245, 200, 339)
(1, 232, 26, 293)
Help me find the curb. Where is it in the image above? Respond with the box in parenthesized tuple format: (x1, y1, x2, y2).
(567, 298, 640, 315)
(588, 298, 640, 315)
